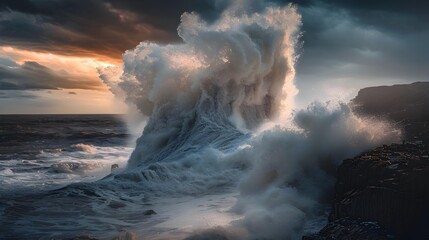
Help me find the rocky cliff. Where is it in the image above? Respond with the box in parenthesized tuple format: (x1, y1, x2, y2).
(336, 143, 429, 236)
(352, 82, 429, 123)
(306, 143, 429, 239)
(305, 82, 429, 239)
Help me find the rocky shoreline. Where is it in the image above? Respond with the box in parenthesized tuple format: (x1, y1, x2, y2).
(305, 142, 429, 239)
(305, 82, 429, 239)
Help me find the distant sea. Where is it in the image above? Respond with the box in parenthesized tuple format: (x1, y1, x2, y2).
(0, 114, 133, 196)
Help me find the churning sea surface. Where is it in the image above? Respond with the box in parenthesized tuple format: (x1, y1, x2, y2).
(0, 114, 242, 239)
(0, 114, 133, 196)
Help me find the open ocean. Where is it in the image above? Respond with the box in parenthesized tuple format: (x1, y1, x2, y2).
(0, 114, 133, 196)
(0, 4, 403, 239)
(0, 114, 245, 239)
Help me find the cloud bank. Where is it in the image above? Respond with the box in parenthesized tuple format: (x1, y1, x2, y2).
(0, 59, 104, 90)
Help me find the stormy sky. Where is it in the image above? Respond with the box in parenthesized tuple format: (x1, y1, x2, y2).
(0, 0, 428, 113)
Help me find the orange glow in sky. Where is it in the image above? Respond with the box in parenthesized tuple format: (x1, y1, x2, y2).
(0, 46, 127, 114)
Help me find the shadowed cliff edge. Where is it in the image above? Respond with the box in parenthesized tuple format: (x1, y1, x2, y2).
(304, 82, 429, 239)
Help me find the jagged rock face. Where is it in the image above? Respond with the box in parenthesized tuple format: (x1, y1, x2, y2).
(351, 82, 429, 143)
(303, 218, 394, 240)
(330, 143, 429, 237)
(305, 83, 429, 239)
(351, 82, 429, 123)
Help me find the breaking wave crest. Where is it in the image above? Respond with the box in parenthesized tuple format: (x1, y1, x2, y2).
(1, 3, 401, 240)
(99, 3, 400, 239)
(102, 4, 301, 170)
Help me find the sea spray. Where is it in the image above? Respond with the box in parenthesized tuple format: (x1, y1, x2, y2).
(0, 2, 401, 239)
(99, 3, 303, 210)
(101, 2, 401, 239)
(229, 102, 400, 239)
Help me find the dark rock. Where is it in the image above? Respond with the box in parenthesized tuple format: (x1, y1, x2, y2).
(351, 82, 429, 124)
(143, 209, 156, 215)
(111, 163, 119, 173)
(329, 143, 429, 237)
(351, 82, 429, 143)
(307, 82, 429, 239)
(303, 218, 394, 240)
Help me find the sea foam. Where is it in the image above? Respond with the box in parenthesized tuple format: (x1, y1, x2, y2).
(0, 2, 401, 239)
(99, 2, 400, 238)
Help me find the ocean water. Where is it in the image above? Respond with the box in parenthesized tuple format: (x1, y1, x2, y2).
(0, 114, 133, 195)
(0, 115, 243, 239)
(0, 4, 401, 239)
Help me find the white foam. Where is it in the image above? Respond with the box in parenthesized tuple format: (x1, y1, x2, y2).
(0, 146, 133, 196)
(71, 143, 97, 154)
(0, 167, 14, 176)
(0, 1, 390, 239)
(96, 2, 401, 238)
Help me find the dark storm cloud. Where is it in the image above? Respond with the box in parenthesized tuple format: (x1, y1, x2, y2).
(0, 90, 37, 99)
(219, 0, 427, 104)
(0, 0, 229, 59)
(0, 59, 103, 90)
(293, 0, 429, 84)
(0, 0, 427, 89)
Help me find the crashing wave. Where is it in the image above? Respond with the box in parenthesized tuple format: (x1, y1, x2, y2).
(101, 4, 301, 170)
(99, 2, 401, 238)
(0, 2, 401, 240)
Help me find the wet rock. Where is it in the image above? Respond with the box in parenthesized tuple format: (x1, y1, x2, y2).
(351, 82, 429, 124)
(308, 82, 429, 239)
(308, 142, 429, 238)
(352, 82, 429, 143)
(111, 163, 119, 173)
(329, 143, 429, 237)
(303, 218, 394, 240)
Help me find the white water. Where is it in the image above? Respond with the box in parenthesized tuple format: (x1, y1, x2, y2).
(1, 2, 401, 240)
(0, 145, 132, 196)
(98, 2, 401, 239)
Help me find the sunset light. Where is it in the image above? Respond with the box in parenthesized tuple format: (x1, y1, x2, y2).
(1, 1, 428, 239)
